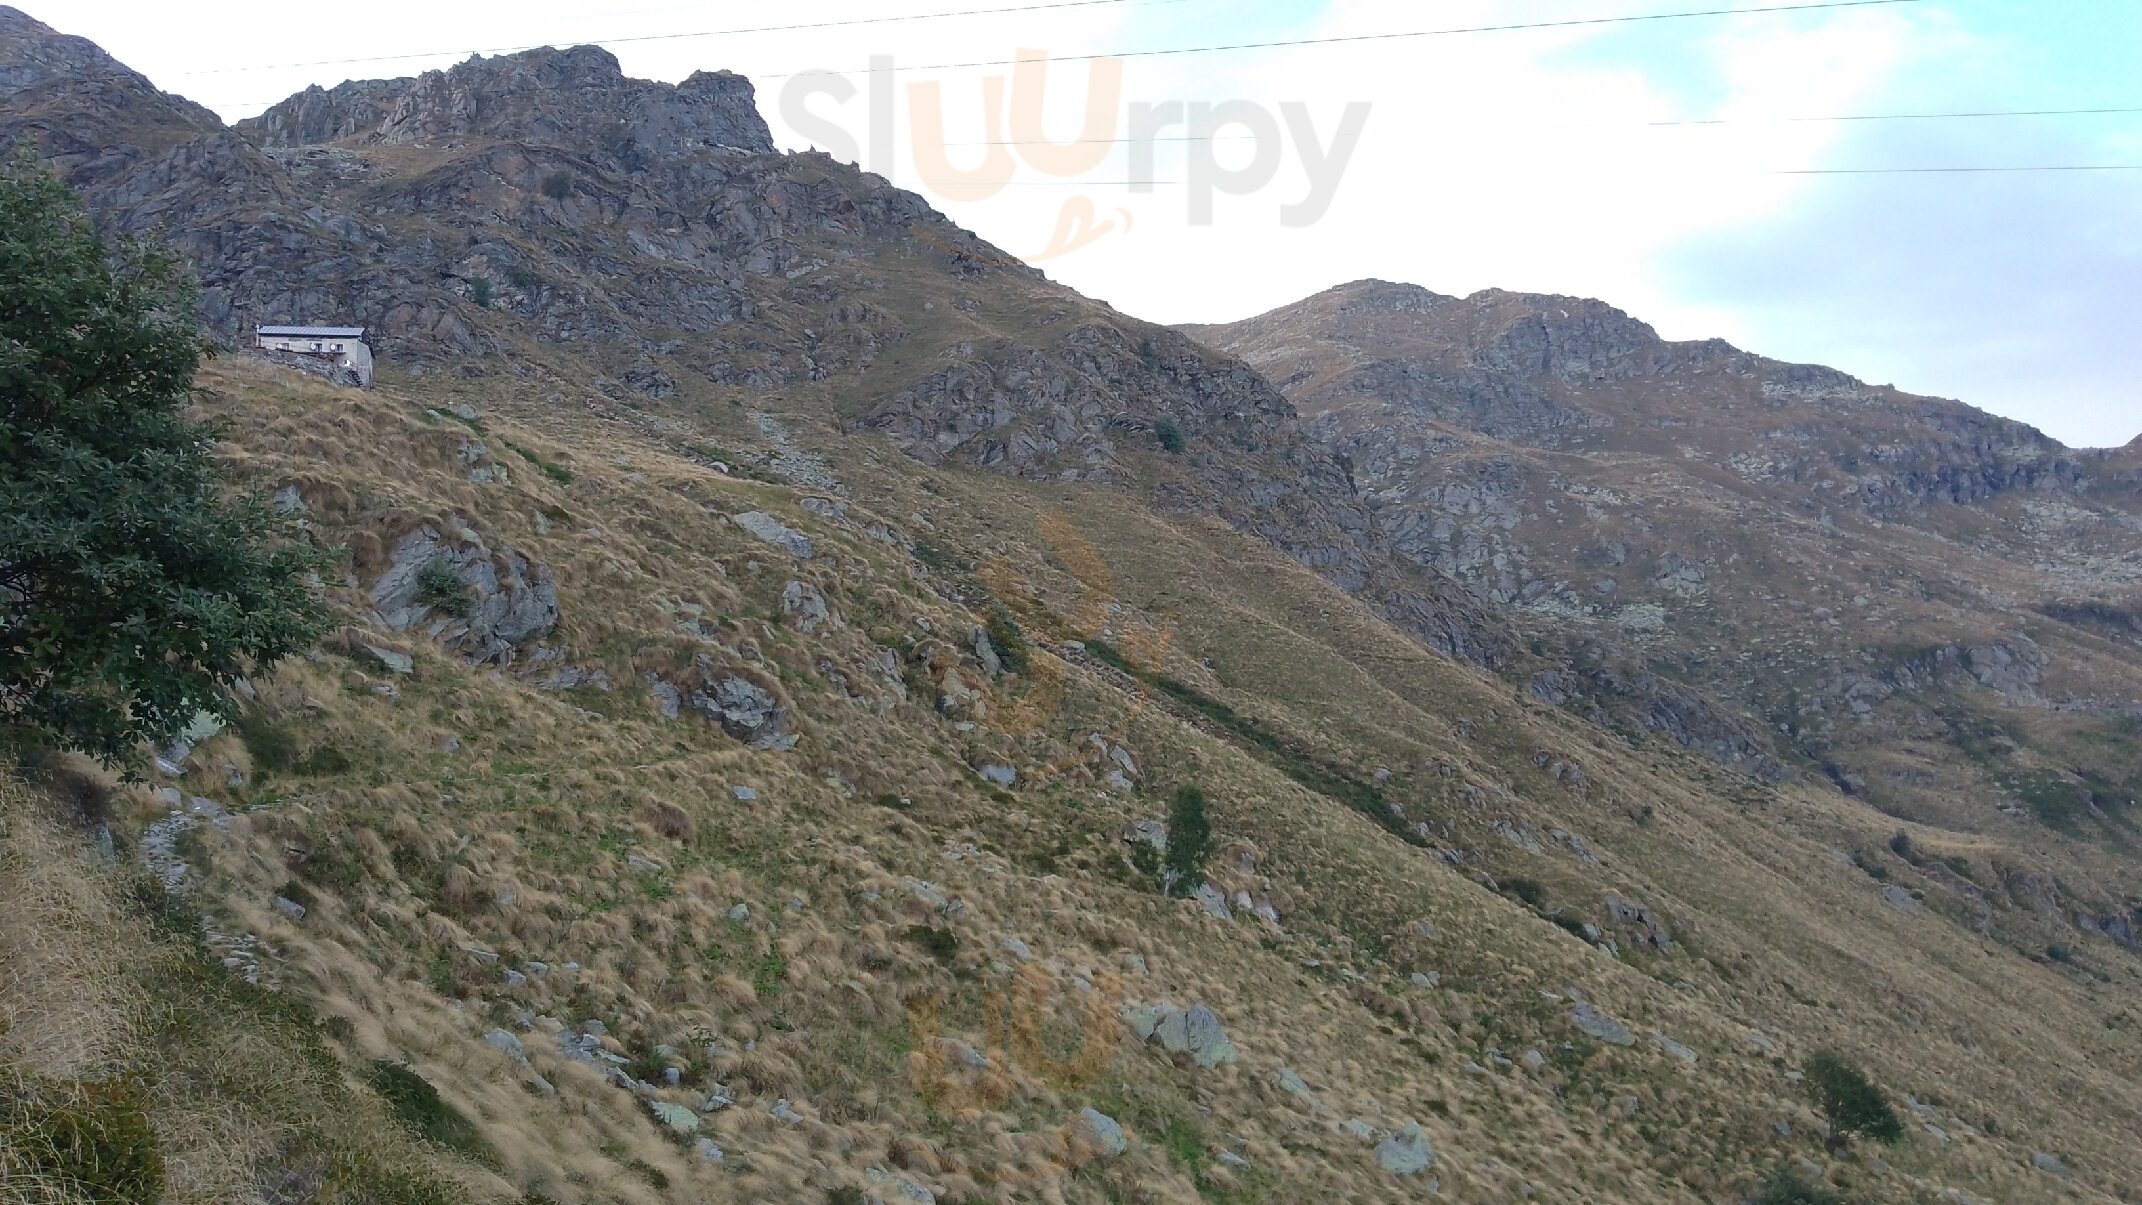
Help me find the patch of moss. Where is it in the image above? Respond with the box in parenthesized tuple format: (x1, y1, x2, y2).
(0, 1074, 166, 1202)
(364, 1061, 496, 1167)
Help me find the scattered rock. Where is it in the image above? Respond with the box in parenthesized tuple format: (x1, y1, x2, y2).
(734, 511, 814, 559)
(1194, 882, 1233, 921)
(689, 673, 795, 750)
(1570, 1003, 1636, 1046)
(2032, 1151, 2070, 1177)
(780, 580, 833, 632)
(1128, 1002, 1239, 1069)
(647, 1101, 701, 1135)
(866, 1166, 937, 1203)
(481, 1029, 526, 1062)
(356, 641, 414, 675)
(1374, 1122, 1436, 1175)
(1071, 1107, 1128, 1159)
(1652, 1033, 1699, 1064)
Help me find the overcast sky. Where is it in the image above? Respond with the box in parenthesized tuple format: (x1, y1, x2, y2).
(49, 0, 2142, 447)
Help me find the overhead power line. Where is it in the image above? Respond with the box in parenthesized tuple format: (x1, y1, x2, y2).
(176, 0, 1191, 77)
(934, 104, 2142, 147)
(1775, 164, 2142, 174)
(196, 0, 1916, 87)
(764, 0, 1928, 78)
(1650, 105, 2142, 127)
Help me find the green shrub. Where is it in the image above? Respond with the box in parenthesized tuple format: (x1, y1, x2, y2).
(365, 1061, 495, 1165)
(236, 711, 300, 773)
(414, 559, 473, 618)
(1162, 785, 1216, 897)
(984, 606, 1030, 675)
(540, 171, 572, 199)
(1153, 417, 1186, 455)
(469, 277, 493, 308)
(753, 952, 789, 1000)
(1804, 1051, 1903, 1144)
(1752, 1164, 1845, 1205)
(1499, 877, 1548, 910)
(0, 1075, 166, 1202)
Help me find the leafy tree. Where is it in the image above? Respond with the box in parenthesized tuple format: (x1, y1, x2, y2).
(0, 154, 328, 764)
(1803, 1051, 1903, 1145)
(1162, 784, 1216, 897)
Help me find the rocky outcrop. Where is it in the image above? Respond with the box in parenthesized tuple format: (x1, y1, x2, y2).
(240, 44, 773, 159)
(369, 526, 559, 665)
(1529, 663, 1787, 781)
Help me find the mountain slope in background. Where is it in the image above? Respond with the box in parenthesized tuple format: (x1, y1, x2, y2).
(4, 9, 2142, 1204)
(1185, 280, 2142, 841)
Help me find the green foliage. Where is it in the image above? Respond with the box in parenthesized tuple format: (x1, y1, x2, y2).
(0, 1074, 166, 1201)
(984, 606, 1031, 675)
(540, 171, 573, 200)
(505, 266, 543, 291)
(414, 559, 473, 618)
(1127, 837, 1162, 884)
(0, 154, 329, 764)
(1498, 876, 1548, 910)
(1803, 1051, 1903, 1144)
(364, 1061, 495, 1165)
(754, 951, 789, 999)
(235, 709, 300, 773)
(503, 441, 574, 486)
(1752, 1164, 1846, 1205)
(1153, 417, 1186, 455)
(469, 277, 493, 308)
(1162, 784, 1216, 896)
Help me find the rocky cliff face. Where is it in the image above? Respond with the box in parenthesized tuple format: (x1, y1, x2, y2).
(240, 44, 772, 159)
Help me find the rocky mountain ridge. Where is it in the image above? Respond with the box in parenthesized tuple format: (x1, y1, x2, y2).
(1185, 279, 2142, 836)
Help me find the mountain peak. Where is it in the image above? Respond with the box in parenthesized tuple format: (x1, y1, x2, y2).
(0, 4, 221, 147)
(1321, 278, 1459, 311)
(239, 43, 773, 159)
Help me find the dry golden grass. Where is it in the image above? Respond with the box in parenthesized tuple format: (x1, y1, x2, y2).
(11, 354, 2133, 1202)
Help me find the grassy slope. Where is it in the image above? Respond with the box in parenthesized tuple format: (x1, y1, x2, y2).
(7, 354, 2139, 1204)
